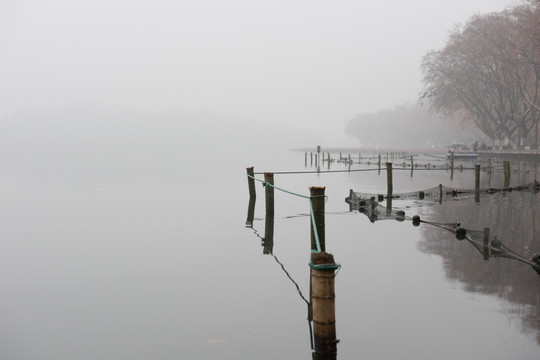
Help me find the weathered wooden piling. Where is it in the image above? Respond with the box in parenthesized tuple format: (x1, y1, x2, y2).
(450, 158, 454, 180)
(378, 154, 381, 172)
(305, 152, 308, 166)
(386, 162, 393, 209)
(475, 164, 481, 203)
(311, 153, 313, 165)
(439, 184, 443, 204)
(483, 228, 490, 260)
(311, 252, 338, 360)
(263, 172, 274, 254)
(504, 161, 511, 188)
(247, 166, 256, 199)
(310, 186, 326, 252)
(264, 172, 274, 216)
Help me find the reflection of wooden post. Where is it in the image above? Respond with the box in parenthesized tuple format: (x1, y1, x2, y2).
(311, 252, 338, 360)
(386, 162, 393, 209)
(504, 161, 510, 188)
(246, 198, 256, 228)
(475, 164, 480, 203)
(483, 228, 490, 260)
(263, 202, 274, 254)
(310, 187, 326, 252)
(263, 173, 274, 254)
(247, 167, 256, 199)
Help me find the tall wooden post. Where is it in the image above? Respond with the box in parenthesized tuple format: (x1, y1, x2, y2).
(311, 252, 338, 360)
(264, 173, 274, 216)
(475, 164, 481, 203)
(439, 184, 443, 204)
(310, 186, 326, 252)
(504, 161, 511, 188)
(378, 154, 381, 173)
(450, 157, 454, 180)
(263, 173, 274, 254)
(386, 162, 393, 209)
(247, 166, 256, 199)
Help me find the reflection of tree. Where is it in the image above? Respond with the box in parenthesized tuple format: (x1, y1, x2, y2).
(416, 191, 540, 343)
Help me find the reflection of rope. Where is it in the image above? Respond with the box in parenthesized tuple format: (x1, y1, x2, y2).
(417, 218, 539, 271)
(348, 196, 540, 274)
(273, 255, 310, 306)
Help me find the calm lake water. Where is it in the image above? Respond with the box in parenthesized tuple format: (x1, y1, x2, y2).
(1, 143, 539, 359)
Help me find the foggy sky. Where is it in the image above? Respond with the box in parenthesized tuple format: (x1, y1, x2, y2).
(1, 0, 512, 133)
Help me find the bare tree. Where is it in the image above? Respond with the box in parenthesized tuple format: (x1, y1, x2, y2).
(421, 1, 540, 145)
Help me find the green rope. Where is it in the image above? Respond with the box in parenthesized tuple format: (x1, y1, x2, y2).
(309, 262, 341, 271)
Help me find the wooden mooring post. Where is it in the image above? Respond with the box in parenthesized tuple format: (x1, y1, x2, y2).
(475, 164, 480, 203)
(310, 186, 326, 252)
(386, 162, 393, 209)
(450, 157, 454, 180)
(263, 172, 275, 254)
(247, 166, 256, 199)
(264, 172, 274, 216)
(504, 161, 511, 188)
(311, 252, 338, 360)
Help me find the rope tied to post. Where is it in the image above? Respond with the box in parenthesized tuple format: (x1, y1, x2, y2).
(246, 172, 326, 253)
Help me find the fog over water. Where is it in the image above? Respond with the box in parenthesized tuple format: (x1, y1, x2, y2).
(3, 2, 538, 360)
(1, 0, 512, 143)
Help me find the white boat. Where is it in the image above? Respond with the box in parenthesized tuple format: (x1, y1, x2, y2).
(447, 143, 478, 160)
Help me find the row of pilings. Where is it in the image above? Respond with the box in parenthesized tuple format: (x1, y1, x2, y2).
(246, 167, 338, 359)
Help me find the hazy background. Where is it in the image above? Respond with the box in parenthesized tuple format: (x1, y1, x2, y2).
(1, 0, 514, 146)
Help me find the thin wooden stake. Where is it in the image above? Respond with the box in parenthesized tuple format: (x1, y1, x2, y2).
(247, 166, 256, 199)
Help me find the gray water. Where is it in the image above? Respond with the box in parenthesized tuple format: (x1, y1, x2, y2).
(1, 143, 539, 359)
